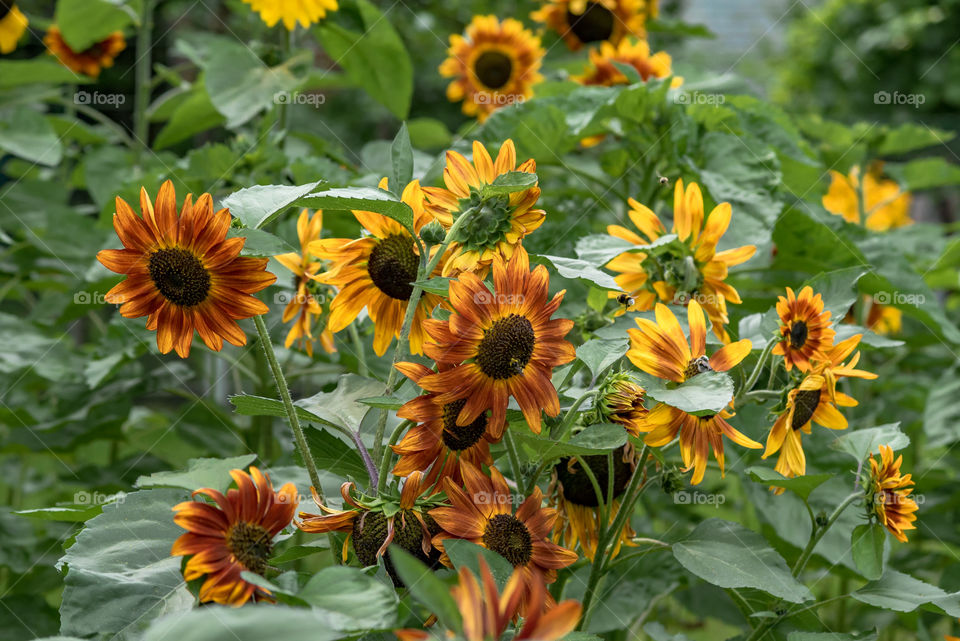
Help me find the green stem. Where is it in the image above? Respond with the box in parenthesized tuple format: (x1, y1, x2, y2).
(504, 431, 524, 489)
(523, 459, 552, 495)
(555, 361, 583, 393)
(792, 492, 862, 577)
(377, 420, 412, 493)
(552, 390, 597, 439)
(348, 323, 368, 377)
(735, 337, 777, 405)
(133, 0, 156, 151)
(575, 454, 608, 526)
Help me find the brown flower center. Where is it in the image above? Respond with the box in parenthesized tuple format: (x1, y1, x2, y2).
(482, 513, 533, 567)
(556, 447, 632, 507)
(441, 398, 488, 451)
(789, 320, 809, 349)
(148, 247, 211, 307)
(474, 50, 514, 90)
(368, 234, 418, 300)
(683, 355, 713, 380)
(790, 389, 821, 430)
(0, 2, 11, 21)
(225, 521, 273, 575)
(566, 2, 615, 44)
(476, 313, 535, 380)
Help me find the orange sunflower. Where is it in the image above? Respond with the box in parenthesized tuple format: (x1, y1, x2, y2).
(274, 209, 336, 356)
(44, 26, 125, 77)
(430, 463, 578, 614)
(415, 248, 575, 438)
(97, 181, 276, 358)
(309, 178, 445, 356)
(606, 179, 756, 341)
(866, 445, 918, 543)
(171, 466, 297, 606)
(532, 0, 650, 51)
(574, 38, 681, 87)
(772, 286, 836, 372)
(627, 300, 761, 484)
(440, 16, 544, 122)
(423, 140, 545, 278)
(391, 361, 495, 489)
(0, 3, 28, 54)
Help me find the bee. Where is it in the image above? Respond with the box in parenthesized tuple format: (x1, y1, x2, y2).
(616, 293, 634, 307)
(658, 175, 669, 185)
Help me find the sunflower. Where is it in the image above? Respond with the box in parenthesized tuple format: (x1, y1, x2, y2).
(574, 38, 682, 87)
(44, 26, 125, 77)
(627, 300, 761, 484)
(763, 334, 876, 490)
(594, 370, 648, 437)
(605, 179, 757, 341)
(240, 0, 338, 29)
(97, 181, 276, 358)
(440, 16, 544, 122)
(0, 2, 28, 54)
(822, 163, 912, 231)
(414, 248, 575, 438)
(531, 0, 650, 51)
(274, 209, 336, 356)
(866, 299, 902, 335)
(865, 444, 918, 543)
(391, 361, 495, 489)
(423, 140, 546, 278)
(772, 286, 836, 372)
(171, 466, 297, 606)
(309, 178, 445, 357)
(430, 463, 578, 614)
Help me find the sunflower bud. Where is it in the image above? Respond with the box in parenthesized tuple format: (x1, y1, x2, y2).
(660, 466, 685, 495)
(595, 371, 648, 436)
(419, 220, 446, 245)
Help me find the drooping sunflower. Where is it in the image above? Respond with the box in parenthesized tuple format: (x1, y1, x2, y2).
(309, 178, 445, 357)
(627, 300, 761, 484)
(415, 248, 575, 438)
(240, 0, 338, 29)
(44, 26, 125, 77)
(763, 334, 877, 490)
(97, 181, 276, 358)
(574, 38, 682, 87)
(274, 209, 336, 356)
(391, 361, 495, 489)
(0, 2, 28, 54)
(594, 370, 648, 437)
(865, 444, 918, 543)
(605, 179, 757, 341)
(171, 466, 297, 606)
(440, 16, 544, 122)
(531, 0, 650, 51)
(430, 463, 578, 614)
(822, 163, 912, 232)
(423, 140, 546, 277)
(772, 286, 836, 372)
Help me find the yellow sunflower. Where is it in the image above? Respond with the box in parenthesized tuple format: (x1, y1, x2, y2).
(44, 26, 125, 77)
(309, 178, 445, 356)
(240, 0, 338, 29)
(97, 181, 276, 358)
(0, 3, 28, 54)
(274, 209, 336, 356)
(606, 179, 757, 341)
(822, 163, 912, 231)
(574, 38, 682, 87)
(772, 286, 836, 372)
(627, 300, 761, 484)
(532, 0, 650, 51)
(866, 444, 918, 543)
(423, 139, 545, 278)
(430, 463, 578, 615)
(171, 466, 298, 606)
(415, 248, 576, 438)
(866, 299, 902, 335)
(440, 16, 544, 122)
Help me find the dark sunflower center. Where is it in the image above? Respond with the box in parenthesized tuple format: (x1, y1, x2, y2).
(148, 247, 211, 307)
(556, 446, 632, 507)
(789, 321, 809, 349)
(367, 234, 418, 300)
(474, 50, 513, 90)
(441, 398, 488, 451)
(791, 389, 821, 430)
(476, 313, 535, 380)
(482, 513, 533, 567)
(0, 2, 11, 21)
(225, 521, 273, 575)
(683, 355, 713, 380)
(566, 2, 616, 43)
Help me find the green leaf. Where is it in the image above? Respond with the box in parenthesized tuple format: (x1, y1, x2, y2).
(803, 267, 869, 321)
(887, 157, 960, 191)
(407, 117, 452, 150)
(227, 227, 295, 257)
(204, 40, 299, 127)
(296, 374, 387, 430)
(877, 123, 953, 155)
(0, 60, 89, 88)
(412, 276, 453, 297)
(444, 539, 514, 590)
(59, 489, 194, 638)
(136, 455, 258, 493)
(576, 338, 628, 379)
(738, 311, 779, 347)
(0, 107, 63, 166)
(298, 187, 415, 235)
(574, 233, 677, 265)
(230, 393, 336, 428)
(481, 171, 539, 197)
(851, 522, 886, 581)
(852, 570, 960, 616)
(746, 467, 834, 501)
(388, 546, 461, 631)
(316, 0, 412, 118)
(222, 181, 324, 230)
(153, 86, 226, 150)
(537, 254, 622, 291)
(923, 369, 960, 447)
(303, 427, 369, 481)
(54, 0, 134, 51)
(297, 565, 399, 630)
(671, 518, 813, 603)
(15, 505, 102, 522)
(142, 605, 347, 641)
(390, 122, 413, 192)
(787, 632, 877, 641)
(512, 423, 627, 460)
(643, 371, 734, 417)
(357, 396, 404, 410)
(829, 423, 909, 461)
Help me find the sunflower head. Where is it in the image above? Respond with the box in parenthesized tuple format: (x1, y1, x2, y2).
(241, 0, 338, 29)
(575, 38, 682, 87)
(864, 445, 918, 543)
(595, 370, 648, 436)
(531, 0, 650, 51)
(0, 3, 28, 54)
(822, 163, 912, 232)
(44, 26, 126, 77)
(772, 286, 836, 372)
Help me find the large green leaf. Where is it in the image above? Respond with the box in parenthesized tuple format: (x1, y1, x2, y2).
(576, 338, 629, 379)
(55, 0, 135, 51)
(390, 122, 413, 192)
(221, 181, 324, 230)
(803, 267, 869, 321)
(389, 546, 461, 631)
(671, 518, 813, 603)
(747, 467, 834, 502)
(536, 254, 622, 291)
(0, 107, 63, 167)
(298, 187, 415, 235)
(829, 423, 909, 461)
(296, 374, 386, 430)
(512, 423, 627, 460)
(302, 427, 369, 482)
(788, 633, 877, 641)
(0, 60, 89, 88)
(204, 40, 299, 127)
(444, 539, 514, 590)
(296, 565, 399, 630)
(852, 570, 960, 616)
(643, 371, 734, 417)
(142, 605, 347, 641)
(136, 455, 258, 493)
(153, 86, 226, 150)
(924, 369, 960, 446)
(851, 522, 886, 581)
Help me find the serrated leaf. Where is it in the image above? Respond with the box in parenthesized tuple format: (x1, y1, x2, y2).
(222, 181, 324, 230)
(298, 187, 415, 235)
(576, 338, 628, 379)
(136, 455, 258, 493)
(391, 123, 413, 191)
(746, 467, 834, 501)
(643, 371, 734, 416)
(141, 605, 347, 641)
(389, 546, 461, 631)
(297, 565, 399, 630)
(852, 570, 960, 616)
(226, 228, 295, 257)
(537, 254, 622, 291)
(296, 374, 386, 430)
(444, 539, 514, 590)
(482, 171, 538, 197)
(512, 423, 627, 460)
(851, 522, 885, 581)
(829, 424, 909, 461)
